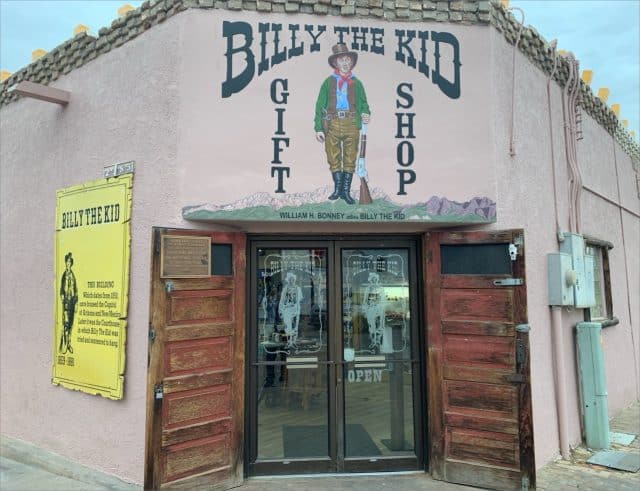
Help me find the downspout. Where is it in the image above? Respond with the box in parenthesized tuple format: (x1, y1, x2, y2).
(546, 40, 571, 460)
(508, 7, 525, 157)
(546, 39, 562, 239)
(551, 305, 570, 459)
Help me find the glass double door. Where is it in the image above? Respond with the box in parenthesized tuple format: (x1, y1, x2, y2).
(247, 239, 423, 475)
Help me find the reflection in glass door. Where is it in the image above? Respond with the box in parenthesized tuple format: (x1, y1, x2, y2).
(247, 239, 422, 476)
(341, 248, 417, 467)
(252, 247, 331, 471)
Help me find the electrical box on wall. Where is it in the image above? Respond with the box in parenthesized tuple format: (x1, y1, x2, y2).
(548, 252, 574, 306)
(548, 233, 596, 308)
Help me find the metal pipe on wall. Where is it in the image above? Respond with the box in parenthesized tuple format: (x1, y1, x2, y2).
(560, 53, 583, 234)
(551, 305, 570, 459)
(546, 40, 561, 236)
(546, 39, 570, 460)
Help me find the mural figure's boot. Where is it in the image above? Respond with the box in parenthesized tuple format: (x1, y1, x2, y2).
(341, 172, 356, 204)
(328, 172, 342, 200)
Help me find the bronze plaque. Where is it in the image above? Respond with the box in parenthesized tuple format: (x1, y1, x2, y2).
(161, 235, 211, 278)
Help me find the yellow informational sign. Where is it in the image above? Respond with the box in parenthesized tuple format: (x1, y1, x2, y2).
(52, 174, 133, 400)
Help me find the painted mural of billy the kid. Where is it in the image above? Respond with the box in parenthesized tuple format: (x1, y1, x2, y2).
(315, 44, 371, 205)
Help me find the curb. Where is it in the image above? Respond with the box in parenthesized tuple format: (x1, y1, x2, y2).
(1, 435, 140, 490)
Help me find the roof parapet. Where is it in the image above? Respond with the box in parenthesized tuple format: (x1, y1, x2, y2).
(0, 0, 637, 161)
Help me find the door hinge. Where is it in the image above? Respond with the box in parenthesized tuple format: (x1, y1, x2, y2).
(505, 373, 526, 383)
(516, 339, 526, 364)
(493, 278, 524, 286)
(154, 230, 161, 255)
(165, 281, 174, 293)
(148, 326, 156, 343)
(154, 383, 164, 401)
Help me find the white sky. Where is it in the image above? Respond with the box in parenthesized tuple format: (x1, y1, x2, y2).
(1, 0, 638, 138)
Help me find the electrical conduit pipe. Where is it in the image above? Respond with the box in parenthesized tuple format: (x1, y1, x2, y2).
(551, 305, 570, 459)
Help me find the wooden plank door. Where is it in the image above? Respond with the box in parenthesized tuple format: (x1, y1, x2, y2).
(145, 229, 246, 490)
(425, 230, 535, 490)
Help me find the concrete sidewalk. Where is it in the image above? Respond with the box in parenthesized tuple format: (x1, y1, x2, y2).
(0, 436, 138, 490)
(2, 402, 638, 490)
(536, 401, 640, 491)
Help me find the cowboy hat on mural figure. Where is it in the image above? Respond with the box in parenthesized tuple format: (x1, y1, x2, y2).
(314, 43, 371, 204)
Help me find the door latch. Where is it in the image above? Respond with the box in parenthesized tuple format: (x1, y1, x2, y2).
(509, 243, 518, 261)
(505, 373, 526, 383)
(493, 278, 523, 286)
(164, 281, 174, 293)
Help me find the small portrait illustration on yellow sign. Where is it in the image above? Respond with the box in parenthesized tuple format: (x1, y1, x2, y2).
(52, 174, 133, 400)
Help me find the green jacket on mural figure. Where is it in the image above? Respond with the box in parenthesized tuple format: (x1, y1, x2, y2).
(315, 43, 371, 205)
(314, 77, 370, 133)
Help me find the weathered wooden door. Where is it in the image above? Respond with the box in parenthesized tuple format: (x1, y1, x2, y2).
(145, 229, 246, 490)
(425, 230, 535, 490)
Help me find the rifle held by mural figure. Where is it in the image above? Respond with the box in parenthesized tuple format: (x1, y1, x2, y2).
(357, 124, 372, 205)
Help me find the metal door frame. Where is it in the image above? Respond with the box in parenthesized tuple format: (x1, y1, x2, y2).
(245, 235, 425, 476)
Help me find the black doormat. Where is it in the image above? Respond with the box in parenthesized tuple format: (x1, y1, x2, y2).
(282, 424, 382, 458)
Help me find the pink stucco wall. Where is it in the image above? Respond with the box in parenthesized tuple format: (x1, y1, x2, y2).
(1, 8, 638, 484)
(580, 122, 640, 407)
(0, 16, 184, 484)
(489, 28, 640, 468)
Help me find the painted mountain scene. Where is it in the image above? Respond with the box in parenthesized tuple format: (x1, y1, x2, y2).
(183, 187, 496, 224)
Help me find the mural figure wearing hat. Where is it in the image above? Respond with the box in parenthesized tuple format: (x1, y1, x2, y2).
(315, 43, 371, 204)
(279, 272, 303, 348)
(59, 252, 78, 354)
(363, 272, 385, 349)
